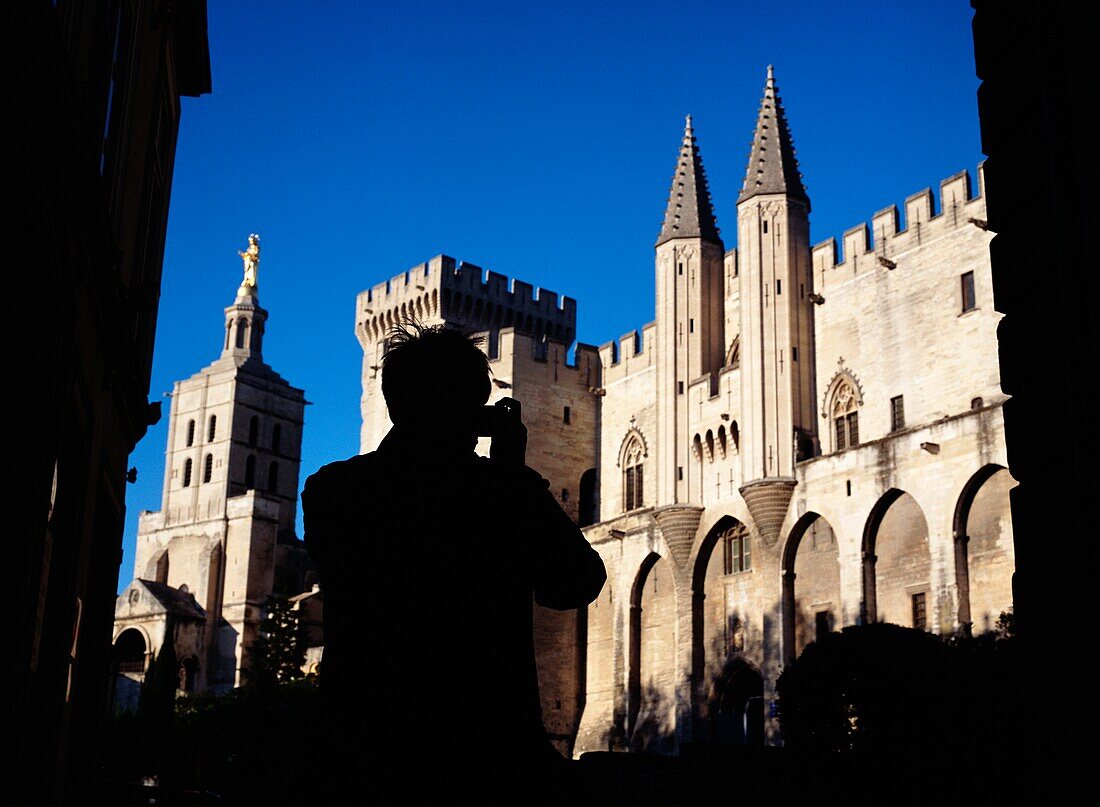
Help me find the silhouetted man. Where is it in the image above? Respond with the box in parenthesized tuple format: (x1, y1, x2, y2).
(302, 323, 606, 801)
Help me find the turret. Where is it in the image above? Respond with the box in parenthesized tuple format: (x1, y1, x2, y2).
(654, 115, 725, 505)
(735, 67, 817, 542)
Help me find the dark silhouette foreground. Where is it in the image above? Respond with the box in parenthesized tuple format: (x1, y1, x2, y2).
(302, 324, 606, 802)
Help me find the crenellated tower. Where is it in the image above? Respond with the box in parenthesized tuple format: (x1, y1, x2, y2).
(654, 115, 726, 505)
(736, 66, 817, 542)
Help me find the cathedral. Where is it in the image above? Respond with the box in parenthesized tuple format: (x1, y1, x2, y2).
(113, 238, 315, 702)
(355, 67, 1014, 755)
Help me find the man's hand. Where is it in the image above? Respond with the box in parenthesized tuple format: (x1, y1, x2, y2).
(489, 397, 527, 466)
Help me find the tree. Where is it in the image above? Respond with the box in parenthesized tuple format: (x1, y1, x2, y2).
(248, 595, 306, 689)
(134, 623, 179, 773)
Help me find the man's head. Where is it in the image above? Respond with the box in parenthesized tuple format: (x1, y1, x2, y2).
(381, 322, 491, 444)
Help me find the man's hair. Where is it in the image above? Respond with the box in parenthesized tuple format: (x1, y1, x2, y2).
(381, 321, 491, 421)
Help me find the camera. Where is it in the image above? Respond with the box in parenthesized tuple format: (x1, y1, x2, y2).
(477, 397, 522, 437)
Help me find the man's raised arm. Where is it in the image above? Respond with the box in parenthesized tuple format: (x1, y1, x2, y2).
(514, 466, 606, 610)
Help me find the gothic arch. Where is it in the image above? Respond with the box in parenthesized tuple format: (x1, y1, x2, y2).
(862, 488, 932, 628)
(617, 427, 649, 467)
(821, 366, 864, 421)
(620, 429, 648, 513)
(824, 370, 862, 452)
(628, 552, 676, 752)
(952, 463, 1016, 633)
(706, 656, 764, 745)
(691, 515, 749, 720)
(780, 512, 841, 663)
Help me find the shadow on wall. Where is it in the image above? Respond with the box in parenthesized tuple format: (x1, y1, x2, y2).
(776, 621, 1020, 764)
(630, 682, 676, 755)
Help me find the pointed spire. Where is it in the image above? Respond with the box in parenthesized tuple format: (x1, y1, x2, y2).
(738, 66, 809, 210)
(656, 115, 722, 247)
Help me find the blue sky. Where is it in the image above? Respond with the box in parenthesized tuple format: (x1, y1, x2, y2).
(120, 0, 982, 589)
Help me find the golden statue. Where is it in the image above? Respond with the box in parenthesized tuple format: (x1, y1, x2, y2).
(238, 233, 260, 287)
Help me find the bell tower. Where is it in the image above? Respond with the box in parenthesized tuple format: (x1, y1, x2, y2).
(117, 235, 311, 691)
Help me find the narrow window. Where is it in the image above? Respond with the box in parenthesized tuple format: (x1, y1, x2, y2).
(800, 283, 805, 299)
(961, 271, 976, 312)
(561, 488, 569, 502)
(832, 381, 859, 452)
(208, 415, 217, 442)
(689, 318, 694, 333)
(890, 395, 906, 431)
(248, 416, 259, 447)
(678, 262, 683, 276)
(183, 458, 193, 488)
(911, 592, 927, 631)
(245, 455, 256, 489)
(971, 397, 984, 410)
(815, 611, 830, 642)
(203, 453, 213, 484)
(272, 423, 282, 453)
(722, 527, 751, 574)
(623, 440, 644, 511)
(846, 480, 852, 497)
(563, 406, 570, 425)
(678, 381, 684, 395)
(186, 419, 195, 447)
(776, 279, 782, 295)
(762, 220, 768, 234)
(677, 466, 683, 481)
(792, 346, 799, 362)
(267, 462, 279, 494)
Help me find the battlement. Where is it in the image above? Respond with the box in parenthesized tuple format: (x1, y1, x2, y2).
(484, 328, 602, 389)
(356, 254, 578, 348)
(811, 164, 987, 290)
(599, 321, 657, 385)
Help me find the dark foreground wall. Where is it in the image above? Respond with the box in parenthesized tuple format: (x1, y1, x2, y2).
(971, 0, 1090, 792)
(4, 3, 210, 803)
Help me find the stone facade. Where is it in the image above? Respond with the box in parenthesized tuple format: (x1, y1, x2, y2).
(113, 271, 314, 694)
(357, 69, 1014, 757)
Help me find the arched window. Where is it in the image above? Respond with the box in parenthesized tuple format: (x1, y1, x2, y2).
(271, 423, 282, 453)
(183, 458, 193, 488)
(831, 381, 860, 452)
(717, 425, 727, 458)
(203, 453, 213, 483)
(623, 438, 644, 511)
(113, 629, 147, 674)
(267, 461, 279, 494)
(722, 522, 751, 574)
(186, 419, 196, 447)
(245, 455, 256, 489)
(235, 317, 248, 349)
(208, 415, 217, 442)
(248, 416, 259, 447)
